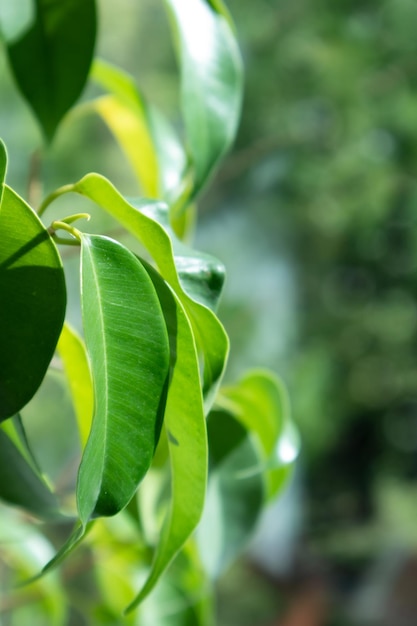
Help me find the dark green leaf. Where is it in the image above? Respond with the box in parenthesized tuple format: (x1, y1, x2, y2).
(5, 0, 96, 141)
(77, 234, 170, 522)
(0, 425, 60, 519)
(0, 186, 66, 421)
(164, 0, 243, 195)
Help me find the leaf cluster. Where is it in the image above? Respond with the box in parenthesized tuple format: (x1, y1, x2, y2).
(0, 0, 298, 621)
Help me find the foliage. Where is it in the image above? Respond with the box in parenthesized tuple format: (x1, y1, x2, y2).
(0, 0, 297, 622)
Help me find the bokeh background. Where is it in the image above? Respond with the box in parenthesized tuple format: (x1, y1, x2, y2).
(3, 0, 417, 624)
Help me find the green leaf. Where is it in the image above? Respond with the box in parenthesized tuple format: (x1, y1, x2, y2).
(0, 0, 35, 43)
(57, 323, 94, 449)
(126, 265, 207, 611)
(0, 186, 66, 421)
(0, 509, 67, 625)
(164, 0, 243, 195)
(197, 409, 264, 578)
(90, 59, 186, 202)
(69, 174, 228, 409)
(138, 544, 212, 626)
(0, 138, 6, 198)
(5, 0, 96, 141)
(219, 371, 299, 499)
(77, 234, 170, 522)
(90, 60, 159, 198)
(0, 425, 60, 519)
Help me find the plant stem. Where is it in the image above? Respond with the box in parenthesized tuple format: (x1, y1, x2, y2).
(37, 184, 74, 217)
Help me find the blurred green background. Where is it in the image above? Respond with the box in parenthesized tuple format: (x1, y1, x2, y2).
(3, 0, 417, 624)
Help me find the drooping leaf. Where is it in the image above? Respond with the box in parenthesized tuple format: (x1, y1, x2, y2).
(67, 174, 228, 409)
(89, 59, 186, 202)
(126, 264, 207, 611)
(0, 186, 66, 421)
(77, 234, 170, 522)
(164, 0, 243, 195)
(5, 0, 96, 141)
(197, 409, 264, 578)
(0, 425, 60, 519)
(219, 371, 299, 499)
(57, 323, 94, 449)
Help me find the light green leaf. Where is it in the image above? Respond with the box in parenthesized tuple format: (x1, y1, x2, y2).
(0, 425, 60, 519)
(164, 0, 243, 195)
(77, 234, 170, 522)
(0, 186, 66, 421)
(0, 0, 35, 43)
(5, 0, 96, 141)
(126, 265, 207, 611)
(90, 59, 186, 202)
(197, 409, 264, 578)
(57, 323, 93, 450)
(219, 371, 299, 499)
(138, 544, 212, 625)
(68, 174, 228, 409)
(0, 508, 67, 625)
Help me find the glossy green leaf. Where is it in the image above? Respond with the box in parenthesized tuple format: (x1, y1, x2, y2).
(5, 0, 96, 141)
(126, 265, 207, 611)
(68, 174, 228, 409)
(197, 409, 264, 578)
(0, 425, 60, 519)
(219, 371, 299, 499)
(90, 59, 186, 202)
(77, 234, 170, 522)
(57, 323, 94, 449)
(0, 186, 66, 421)
(164, 0, 243, 195)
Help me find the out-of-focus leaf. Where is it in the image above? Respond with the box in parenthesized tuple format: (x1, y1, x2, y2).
(0, 186, 66, 421)
(5, 0, 96, 141)
(90, 59, 186, 202)
(219, 371, 299, 499)
(57, 323, 93, 449)
(138, 551, 210, 626)
(126, 265, 207, 611)
(0, 0, 35, 43)
(0, 507, 67, 625)
(197, 409, 264, 578)
(77, 234, 170, 522)
(0, 138, 6, 199)
(90, 94, 159, 198)
(0, 426, 60, 519)
(67, 174, 228, 409)
(164, 0, 243, 195)
(2, 414, 43, 475)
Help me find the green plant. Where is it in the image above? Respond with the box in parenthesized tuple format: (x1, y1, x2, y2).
(0, 1, 297, 622)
